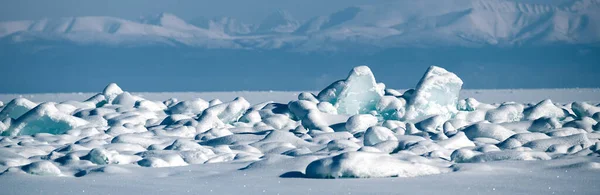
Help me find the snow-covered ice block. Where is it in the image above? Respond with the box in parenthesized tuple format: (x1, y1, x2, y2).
(523, 99, 566, 120)
(463, 123, 516, 142)
(102, 83, 124, 104)
(317, 66, 384, 115)
(301, 110, 349, 132)
(317, 102, 337, 114)
(202, 97, 250, 124)
(0, 120, 7, 133)
(105, 125, 147, 136)
(112, 92, 144, 107)
(262, 114, 296, 130)
(83, 148, 119, 165)
(310, 132, 354, 144)
(288, 100, 318, 119)
(0, 98, 38, 121)
(372, 140, 401, 154)
(384, 89, 403, 97)
(179, 150, 214, 164)
(327, 140, 361, 151)
(136, 151, 188, 167)
(164, 139, 209, 152)
(485, 103, 524, 123)
(563, 117, 597, 132)
(416, 115, 446, 133)
(544, 127, 585, 137)
(382, 120, 405, 131)
(305, 152, 449, 178)
(160, 114, 193, 126)
(345, 114, 378, 134)
(208, 99, 223, 107)
(297, 92, 319, 103)
(457, 98, 480, 111)
(571, 102, 600, 118)
(255, 130, 314, 148)
(592, 112, 600, 122)
(195, 112, 226, 133)
(522, 133, 593, 152)
(106, 111, 158, 127)
(404, 66, 463, 122)
(167, 98, 209, 115)
(196, 127, 234, 141)
(405, 140, 445, 155)
(437, 132, 475, 150)
(2, 103, 89, 136)
(527, 117, 561, 132)
(376, 96, 406, 120)
(84, 93, 108, 107)
(363, 126, 397, 146)
(135, 100, 167, 112)
(111, 134, 165, 148)
(21, 161, 62, 176)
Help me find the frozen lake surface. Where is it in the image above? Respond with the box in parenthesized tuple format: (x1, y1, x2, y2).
(1, 67, 599, 195)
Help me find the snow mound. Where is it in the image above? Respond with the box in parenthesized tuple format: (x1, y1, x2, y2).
(305, 152, 450, 178)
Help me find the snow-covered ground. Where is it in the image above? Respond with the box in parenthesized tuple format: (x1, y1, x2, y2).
(1, 66, 600, 195)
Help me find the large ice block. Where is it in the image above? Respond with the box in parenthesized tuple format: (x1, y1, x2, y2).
(0, 98, 38, 121)
(201, 97, 250, 124)
(317, 66, 384, 115)
(404, 66, 463, 122)
(2, 102, 89, 136)
(102, 83, 124, 104)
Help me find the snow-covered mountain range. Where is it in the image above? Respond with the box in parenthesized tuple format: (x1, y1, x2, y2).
(1, 0, 599, 51)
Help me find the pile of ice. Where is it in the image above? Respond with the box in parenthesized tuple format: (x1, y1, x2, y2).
(1, 65, 600, 179)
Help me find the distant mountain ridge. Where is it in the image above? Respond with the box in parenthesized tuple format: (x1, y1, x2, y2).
(1, 0, 599, 51)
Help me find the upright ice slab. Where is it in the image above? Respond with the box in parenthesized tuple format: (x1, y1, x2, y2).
(317, 66, 384, 115)
(404, 66, 463, 122)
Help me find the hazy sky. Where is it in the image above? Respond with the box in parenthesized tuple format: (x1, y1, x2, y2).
(0, 0, 393, 23)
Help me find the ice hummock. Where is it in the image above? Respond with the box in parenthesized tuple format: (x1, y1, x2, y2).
(317, 66, 384, 115)
(0, 98, 38, 121)
(1, 102, 89, 136)
(404, 66, 463, 122)
(102, 83, 124, 104)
